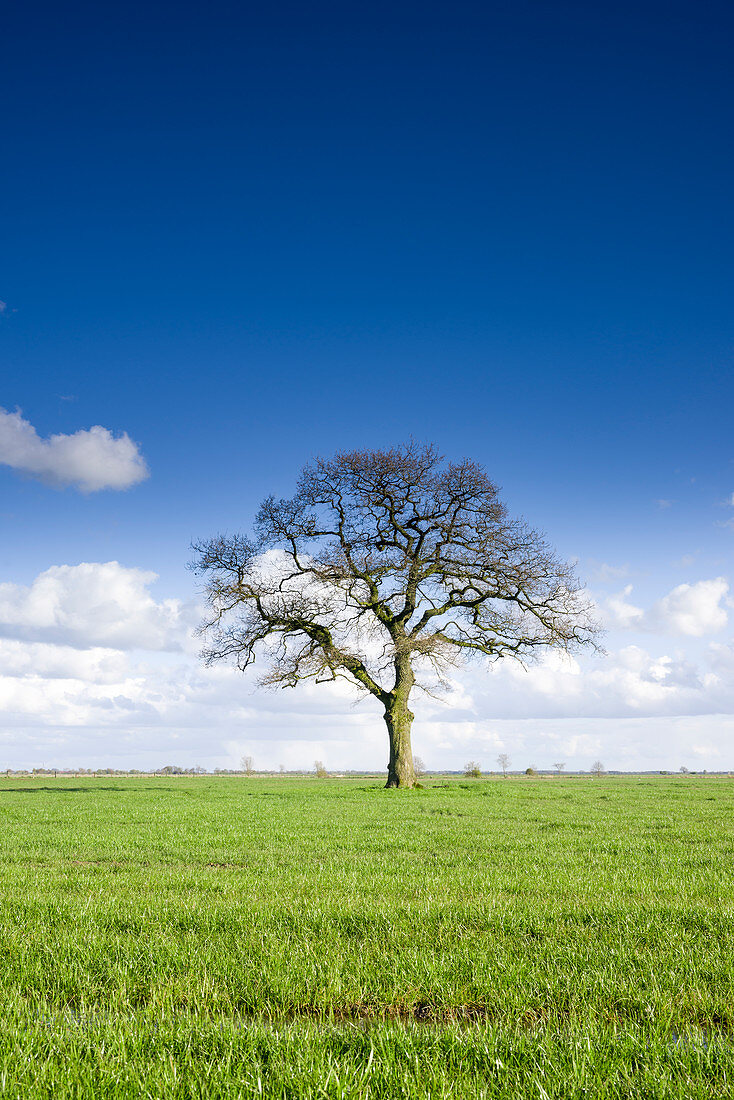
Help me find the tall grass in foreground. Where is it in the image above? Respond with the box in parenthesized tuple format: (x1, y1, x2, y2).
(0, 776, 731, 1096)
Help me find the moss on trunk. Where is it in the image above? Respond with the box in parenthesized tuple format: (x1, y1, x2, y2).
(384, 704, 416, 788)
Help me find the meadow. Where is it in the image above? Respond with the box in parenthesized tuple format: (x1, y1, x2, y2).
(0, 774, 731, 1097)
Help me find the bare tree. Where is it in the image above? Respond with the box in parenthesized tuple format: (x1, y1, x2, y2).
(413, 756, 427, 778)
(679, 765, 689, 774)
(240, 754, 255, 776)
(497, 752, 511, 778)
(465, 761, 482, 778)
(314, 760, 328, 778)
(590, 760, 605, 778)
(552, 761, 566, 778)
(192, 443, 599, 789)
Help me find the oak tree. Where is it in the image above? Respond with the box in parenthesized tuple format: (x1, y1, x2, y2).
(192, 442, 599, 788)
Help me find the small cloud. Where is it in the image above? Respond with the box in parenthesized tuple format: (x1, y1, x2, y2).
(675, 554, 696, 568)
(0, 406, 149, 492)
(589, 561, 630, 583)
(0, 301, 6, 314)
(58, 395, 78, 403)
(604, 584, 644, 629)
(656, 499, 674, 509)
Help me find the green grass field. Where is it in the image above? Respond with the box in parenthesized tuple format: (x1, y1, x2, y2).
(0, 775, 731, 1097)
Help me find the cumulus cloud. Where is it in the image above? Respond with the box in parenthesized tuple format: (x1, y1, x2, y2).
(649, 578, 729, 636)
(0, 639, 129, 682)
(603, 578, 729, 637)
(1, 615, 734, 770)
(0, 562, 195, 650)
(1, 561, 733, 772)
(432, 639, 731, 724)
(0, 407, 148, 491)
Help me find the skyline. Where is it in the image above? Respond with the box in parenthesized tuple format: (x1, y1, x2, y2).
(1, 0, 732, 771)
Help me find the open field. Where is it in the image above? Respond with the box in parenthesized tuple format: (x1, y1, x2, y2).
(0, 776, 732, 1097)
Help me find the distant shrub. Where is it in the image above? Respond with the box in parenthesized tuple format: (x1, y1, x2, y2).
(464, 761, 482, 779)
(314, 761, 329, 779)
(525, 767, 537, 777)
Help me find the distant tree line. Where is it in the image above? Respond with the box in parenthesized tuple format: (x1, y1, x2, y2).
(2, 763, 725, 778)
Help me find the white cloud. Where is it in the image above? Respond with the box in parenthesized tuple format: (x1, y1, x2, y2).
(0, 562, 733, 773)
(469, 643, 710, 718)
(0, 407, 148, 491)
(588, 561, 630, 583)
(708, 641, 734, 676)
(3, 633, 733, 771)
(0, 639, 129, 682)
(0, 562, 194, 650)
(603, 578, 729, 637)
(649, 578, 729, 637)
(604, 584, 644, 629)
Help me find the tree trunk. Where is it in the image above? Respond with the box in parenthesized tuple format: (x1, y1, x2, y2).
(384, 703, 416, 787)
(384, 655, 416, 788)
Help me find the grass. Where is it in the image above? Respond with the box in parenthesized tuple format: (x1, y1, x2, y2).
(0, 775, 732, 1096)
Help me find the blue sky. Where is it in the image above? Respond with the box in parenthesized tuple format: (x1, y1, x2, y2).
(1, 0, 733, 771)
